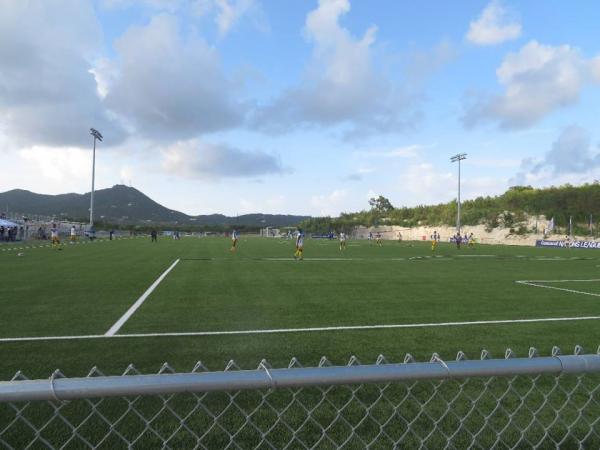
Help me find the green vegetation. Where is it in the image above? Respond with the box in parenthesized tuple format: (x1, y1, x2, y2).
(300, 183, 600, 235)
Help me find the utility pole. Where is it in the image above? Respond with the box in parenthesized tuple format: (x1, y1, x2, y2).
(450, 153, 467, 234)
(89, 128, 103, 229)
(569, 216, 573, 237)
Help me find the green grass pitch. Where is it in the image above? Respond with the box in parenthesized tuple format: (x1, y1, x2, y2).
(1, 236, 600, 378)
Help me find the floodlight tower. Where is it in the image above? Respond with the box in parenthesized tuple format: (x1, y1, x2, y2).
(89, 128, 103, 228)
(450, 153, 467, 234)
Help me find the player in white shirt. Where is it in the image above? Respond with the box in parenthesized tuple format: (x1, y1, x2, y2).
(230, 229, 239, 252)
(70, 225, 77, 242)
(339, 232, 347, 251)
(294, 229, 304, 260)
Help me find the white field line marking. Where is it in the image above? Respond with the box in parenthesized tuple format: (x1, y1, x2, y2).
(518, 279, 600, 283)
(264, 257, 360, 261)
(105, 259, 180, 336)
(2, 315, 600, 343)
(515, 279, 600, 298)
(253, 257, 410, 262)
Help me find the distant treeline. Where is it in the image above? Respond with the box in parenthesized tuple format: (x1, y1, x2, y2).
(299, 183, 600, 235)
(60, 219, 264, 234)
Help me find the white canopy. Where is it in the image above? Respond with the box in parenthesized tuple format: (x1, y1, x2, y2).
(0, 219, 18, 227)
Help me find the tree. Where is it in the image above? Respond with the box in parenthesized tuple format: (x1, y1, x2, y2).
(368, 195, 394, 214)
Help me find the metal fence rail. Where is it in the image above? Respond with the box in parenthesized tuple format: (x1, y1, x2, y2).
(1, 346, 600, 449)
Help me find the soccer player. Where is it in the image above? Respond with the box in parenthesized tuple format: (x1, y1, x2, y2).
(50, 224, 61, 249)
(376, 232, 383, 247)
(455, 233, 462, 249)
(294, 228, 304, 260)
(339, 231, 347, 251)
(70, 225, 77, 242)
(230, 229, 239, 252)
(150, 229, 158, 243)
(468, 232, 475, 248)
(431, 231, 438, 251)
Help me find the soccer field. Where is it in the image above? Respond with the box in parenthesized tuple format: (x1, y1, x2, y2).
(1, 236, 600, 379)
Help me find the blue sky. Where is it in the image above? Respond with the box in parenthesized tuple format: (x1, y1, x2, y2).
(1, 0, 600, 216)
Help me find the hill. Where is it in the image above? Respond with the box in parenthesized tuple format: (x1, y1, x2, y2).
(300, 183, 600, 236)
(0, 185, 309, 227)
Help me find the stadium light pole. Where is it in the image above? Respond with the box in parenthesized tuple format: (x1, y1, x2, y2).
(89, 128, 103, 228)
(450, 153, 467, 234)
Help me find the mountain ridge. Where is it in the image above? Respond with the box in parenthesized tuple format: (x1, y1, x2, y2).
(0, 185, 309, 227)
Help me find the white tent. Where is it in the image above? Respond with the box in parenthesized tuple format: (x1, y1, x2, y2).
(0, 219, 18, 227)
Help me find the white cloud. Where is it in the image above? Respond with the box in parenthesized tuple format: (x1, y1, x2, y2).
(591, 56, 600, 83)
(354, 144, 426, 159)
(466, 0, 521, 46)
(214, 0, 266, 37)
(100, 15, 244, 140)
(233, 194, 285, 214)
(18, 147, 91, 183)
(101, 0, 265, 36)
(468, 157, 520, 168)
(511, 126, 600, 185)
(534, 126, 596, 174)
(100, 0, 182, 11)
(0, 0, 126, 147)
(398, 163, 507, 206)
(0, 144, 128, 197)
(253, 0, 423, 138)
(463, 41, 600, 129)
(89, 58, 118, 99)
(404, 40, 457, 85)
(238, 197, 255, 213)
(344, 167, 375, 181)
(191, 0, 214, 16)
(403, 163, 455, 204)
(161, 139, 285, 180)
(119, 166, 135, 185)
(311, 189, 350, 216)
(265, 194, 286, 210)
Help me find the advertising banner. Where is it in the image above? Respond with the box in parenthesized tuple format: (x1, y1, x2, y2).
(536, 239, 600, 249)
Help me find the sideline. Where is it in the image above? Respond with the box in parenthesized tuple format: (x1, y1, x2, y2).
(1, 315, 599, 343)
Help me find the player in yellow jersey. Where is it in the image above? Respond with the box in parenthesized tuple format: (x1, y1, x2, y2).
(339, 232, 347, 251)
(468, 232, 475, 248)
(294, 229, 304, 260)
(50, 224, 61, 249)
(431, 230, 440, 251)
(70, 225, 77, 242)
(375, 232, 383, 247)
(230, 229, 239, 252)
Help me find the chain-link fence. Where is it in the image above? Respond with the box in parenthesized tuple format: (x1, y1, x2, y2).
(1, 346, 600, 449)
